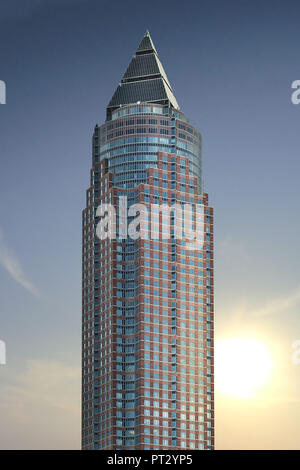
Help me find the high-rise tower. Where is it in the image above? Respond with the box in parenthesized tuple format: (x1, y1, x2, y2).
(82, 31, 214, 450)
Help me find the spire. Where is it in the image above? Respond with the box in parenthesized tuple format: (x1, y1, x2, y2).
(107, 31, 179, 118)
(136, 30, 157, 55)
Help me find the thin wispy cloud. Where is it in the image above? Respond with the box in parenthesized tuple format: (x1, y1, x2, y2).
(0, 359, 80, 449)
(222, 287, 300, 321)
(217, 238, 250, 260)
(253, 286, 300, 317)
(218, 237, 300, 319)
(0, 231, 40, 296)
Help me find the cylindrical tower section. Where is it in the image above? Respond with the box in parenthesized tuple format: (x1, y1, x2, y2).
(93, 103, 202, 192)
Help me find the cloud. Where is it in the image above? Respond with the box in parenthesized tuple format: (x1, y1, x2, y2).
(253, 286, 300, 317)
(7, 359, 80, 413)
(0, 359, 80, 449)
(217, 237, 250, 261)
(218, 237, 300, 319)
(0, 231, 40, 296)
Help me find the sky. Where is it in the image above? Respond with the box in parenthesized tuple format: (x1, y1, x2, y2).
(0, 0, 300, 450)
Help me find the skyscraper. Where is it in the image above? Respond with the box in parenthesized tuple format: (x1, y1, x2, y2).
(82, 31, 214, 450)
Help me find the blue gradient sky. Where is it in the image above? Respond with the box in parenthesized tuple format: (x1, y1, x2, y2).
(0, 0, 300, 449)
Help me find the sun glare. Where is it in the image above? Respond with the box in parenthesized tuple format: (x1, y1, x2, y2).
(215, 337, 273, 398)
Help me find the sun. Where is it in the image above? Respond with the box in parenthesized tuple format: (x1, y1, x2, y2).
(215, 337, 273, 398)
